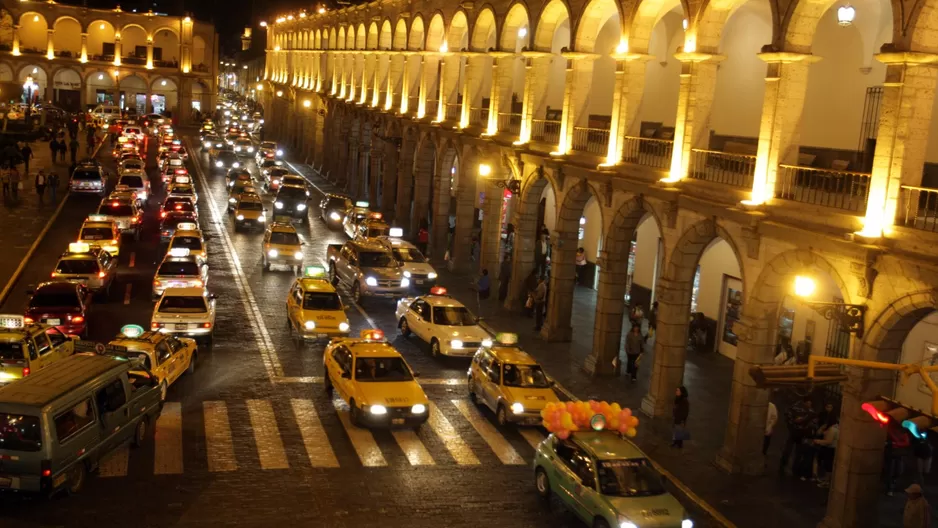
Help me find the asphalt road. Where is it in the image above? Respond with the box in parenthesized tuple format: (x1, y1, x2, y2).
(0, 131, 720, 528)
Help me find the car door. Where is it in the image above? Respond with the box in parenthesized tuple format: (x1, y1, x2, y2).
(44, 327, 72, 360)
(471, 352, 495, 412)
(329, 347, 353, 403)
(286, 283, 300, 325)
(481, 358, 502, 410)
(154, 340, 178, 384)
(94, 378, 131, 450)
(552, 442, 593, 522)
(415, 301, 434, 341)
(31, 332, 55, 371)
(405, 299, 426, 340)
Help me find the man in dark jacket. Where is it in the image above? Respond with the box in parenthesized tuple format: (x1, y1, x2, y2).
(780, 396, 816, 475)
(498, 253, 512, 302)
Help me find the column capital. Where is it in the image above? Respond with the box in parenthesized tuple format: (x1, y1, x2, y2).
(521, 50, 552, 59)
(757, 51, 822, 64)
(875, 51, 938, 65)
(560, 51, 600, 61)
(611, 52, 653, 62)
(674, 51, 725, 64)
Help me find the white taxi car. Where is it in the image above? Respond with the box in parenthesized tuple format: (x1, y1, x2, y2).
(152, 249, 208, 299)
(379, 229, 437, 291)
(167, 223, 207, 263)
(395, 287, 494, 358)
(151, 287, 216, 345)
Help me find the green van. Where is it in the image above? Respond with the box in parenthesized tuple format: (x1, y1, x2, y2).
(0, 353, 163, 495)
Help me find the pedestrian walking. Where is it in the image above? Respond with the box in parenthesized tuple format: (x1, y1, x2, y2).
(646, 301, 658, 342)
(47, 171, 58, 202)
(671, 386, 690, 448)
(48, 137, 57, 164)
(417, 225, 429, 255)
(0, 166, 9, 199)
(779, 396, 816, 475)
(20, 142, 32, 175)
(477, 269, 491, 301)
(813, 414, 838, 487)
(498, 253, 512, 302)
(903, 483, 931, 528)
(34, 170, 46, 205)
(764, 400, 778, 456)
(534, 228, 550, 276)
(68, 137, 79, 165)
(575, 247, 587, 285)
(625, 324, 643, 382)
(914, 433, 933, 485)
(532, 276, 547, 332)
(10, 167, 20, 201)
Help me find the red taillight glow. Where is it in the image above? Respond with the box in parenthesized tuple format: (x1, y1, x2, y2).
(41, 469, 51, 477)
(98, 271, 106, 278)
(51, 272, 57, 278)
(161, 212, 167, 218)
(22, 367, 30, 377)
(111, 201, 120, 207)
(202, 322, 212, 329)
(71, 316, 85, 324)
(131, 217, 138, 224)
(40, 459, 51, 478)
(23, 317, 33, 324)
(151, 322, 164, 330)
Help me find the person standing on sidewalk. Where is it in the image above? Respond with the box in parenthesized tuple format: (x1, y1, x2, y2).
(764, 400, 778, 457)
(625, 324, 644, 382)
(498, 253, 512, 302)
(477, 269, 491, 301)
(68, 136, 79, 165)
(532, 276, 547, 332)
(34, 170, 46, 205)
(903, 483, 930, 528)
(523, 269, 539, 317)
(47, 171, 59, 202)
(417, 225, 429, 255)
(913, 433, 933, 485)
(671, 386, 690, 449)
(779, 396, 815, 475)
(20, 142, 32, 176)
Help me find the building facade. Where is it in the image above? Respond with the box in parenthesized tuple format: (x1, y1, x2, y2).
(0, 1, 217, 120)
(259, 0, 938, 525)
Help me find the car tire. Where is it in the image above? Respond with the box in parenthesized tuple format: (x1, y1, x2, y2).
(349, 399, 362, 426)
(399, 318, 411, 337)
(534, 467, 551, 500)
(497, 404, 509, 426)
(431, 339, 441, 358)
(468, 378, 478, 405)
(352, 282, 363, 306)
(187, 352, 197, 375)
(132, 416, 151, 448)
(65, 462, 87, 495)
(159, 381, 168, 402)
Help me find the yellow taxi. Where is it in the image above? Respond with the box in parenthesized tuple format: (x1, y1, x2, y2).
(168, 222, 207, 262)
(467, 333, 560, 426)
(287, 266, 350, 341)
(263, 222, 303, 272)
(0, 315, 74, 385)
(106, 324, 198, 401)
(77, 214, 122, 257)
(323, 329, 429, 428)
(233, 192, 266, 232)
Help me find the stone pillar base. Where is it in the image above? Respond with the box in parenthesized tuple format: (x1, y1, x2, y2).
(714, 445, 764, 476)
(640, 392, 669, 418)
(540, 324, 572, 342)
(583, 352, 620, 377)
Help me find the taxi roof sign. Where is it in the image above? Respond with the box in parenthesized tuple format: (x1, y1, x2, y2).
(304, 265, 327, 278)
(68, 242, 91, 253)
(169, 247, 190, 257)
(495, 332, 519, 345)
(174, 175, 191, 184)
(0, 314, 25, 329)
(87, 214, 110, 222)
(429, 286, 448, 296)
(354, 201, 370, 208)
(176, 222, 198, 231)
(120, 324, 145, 338)
(388, 227, 403, 238)
(360, 329, 385, 341)
(368, 212, 383, 220)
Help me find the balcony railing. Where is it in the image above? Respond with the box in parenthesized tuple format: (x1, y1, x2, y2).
(532, 119, 560, 144)
(407, 95, 419, 113)
(426, 99, 439, 116)
(900, 186, 938, 232)
(775, 165, 871, 212)
(622, 136, 672, 169)
(572, 127, 610, 155)
(469, 106, 487, 126)
(444, 103, 460, 122)
(689, 149, 756, 189)
(498, 113, 521, 135)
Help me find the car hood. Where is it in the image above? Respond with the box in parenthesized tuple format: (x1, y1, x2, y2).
(502, 386, 559, 411)
(355, 382, 428, 408)
(302, 309, 348, 327)
(237, 210, 263, 219)
(362, 267, 403, 279)
(440, 326, 490, 342)
(607, 493, 686, 527)
(403, 263, 436, 275)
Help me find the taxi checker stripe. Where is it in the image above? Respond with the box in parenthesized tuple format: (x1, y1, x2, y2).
(185, 138, 283, 380)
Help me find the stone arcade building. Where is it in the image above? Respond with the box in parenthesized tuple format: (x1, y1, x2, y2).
(258, 0, 938, 525)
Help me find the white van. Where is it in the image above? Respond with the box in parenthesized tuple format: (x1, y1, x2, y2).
(91, 105, 121, 122)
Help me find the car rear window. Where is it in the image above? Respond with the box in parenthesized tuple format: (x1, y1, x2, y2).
(158, 261, 200, 276)
(71, 170, 100, 181)
(29, 291, 80, 308)
(119, 175, 144, 187)
(80, 227, 113, 240)
(0, 413, 42, 452)
(158, 296, 207, 313)
(0, 341, 24, 362)
(171, 237, 202, 250)
(99, 204, 134, 216)
(55, 259, 99, 274)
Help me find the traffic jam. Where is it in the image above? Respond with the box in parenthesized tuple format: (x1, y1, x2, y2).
(0, 94, 697, 528)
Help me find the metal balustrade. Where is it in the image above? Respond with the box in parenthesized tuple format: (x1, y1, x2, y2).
(571, 127, 610, 155)
(901, 186, 938, 232)
(469, 107, 487, 126)
(775, 165, 871, 212)
(689, 149, 756, 189)
(444, 103, 460, 121)
(498, 113, 522, 135)
(532, 119, 560, 144)
(621, 136, 673, 169)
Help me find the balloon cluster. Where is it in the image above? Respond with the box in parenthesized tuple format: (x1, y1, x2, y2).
(540, 400, 640, 440)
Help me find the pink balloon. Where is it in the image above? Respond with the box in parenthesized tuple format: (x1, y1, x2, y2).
(556, 430, 570, 440)
(566, 402, 576, 412)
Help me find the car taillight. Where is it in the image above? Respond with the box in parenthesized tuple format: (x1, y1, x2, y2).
(154, 280, 161, 286)
(41, 459, 51, 477)
(71, 316, 85, 323)
(151, 322, 164, 330)
(161, 212, 167, 218)
(22, 367, 30, 377)
(195, 280, 203, 287)
(23, 317, 33, 324)
(50, 272, 57, 278)
(131, 217, 138, 224)
(202, 322, 212, 329)
(98, 271, 106, 278)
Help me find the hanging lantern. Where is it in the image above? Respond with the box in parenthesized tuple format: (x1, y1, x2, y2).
(837, 5, 856, 26)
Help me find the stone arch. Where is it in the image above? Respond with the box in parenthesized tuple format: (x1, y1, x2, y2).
(427, 13, 446, 51)
(338, 26, 347, 49)
(534, 0, 571, 51)
(863, 290, 938, 364)
(410, 15, 426, 50)
(393, 18, 408, 49)
(574, 0, 624, 52)
(430, 138, 460, 258)
(315, 29, 322, 49)
(471, 7, 498, 51)
(379, 20, 393, 49)
(18, 11, 48, 53)
(121, 24, 148, 61)
(367, 22, 378, 49)
(694, 0, 778, 53)
(152, 26, 180, 63)
(411, 132, 438, 236)
(0, 62, 14, 83)
(502, 2, 532, 50)
(327, 27, 337, 49)
(150, 76, 178, 91)
(625, 0, 685, 54)
(356, 24, 367, 49)
(664, 219, 747, 297)
(447, 11, 470, 50)
(192, 35, 207, 67)
(52, 16, 82, 58)
(505, 165, 562, 306)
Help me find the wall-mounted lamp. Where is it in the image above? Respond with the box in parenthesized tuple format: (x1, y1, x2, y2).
(517, 27, 527, 38)
(303, 99, 311, 108)
(837, 5, 856, 26)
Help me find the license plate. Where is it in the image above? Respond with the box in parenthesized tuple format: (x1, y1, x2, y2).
(46, 318, 60, 325)
(416, 280, 424, 285)
(174, 323, 187, 330)
(317, 334, 328, 339)
(391, 418, 404, 425)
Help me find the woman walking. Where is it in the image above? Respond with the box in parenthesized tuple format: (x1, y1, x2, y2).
(672, 386, 690, 449)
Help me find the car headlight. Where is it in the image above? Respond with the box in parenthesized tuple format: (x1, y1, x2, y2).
(682, 521, 693, 528)
(330, 212, 341, 221)
(268, 249, 278, 258)
(403, 271, 411, 278)
(234, 147, 241, 152)
(229, 197, 237, 203)
(427, 272, 437, 279)
(339, 322, 350, 332)
(400, 277, 410, 288)
(411, 404, 426, 414)
(294, 251, 303, 260)
(232, 162, 240, 168)
(482, 339, 493, 347)
(258, 215, 266, 222)
(274, 202, 284, 209)
(619, 523, 638, 528)
(203, 141, 211, 147)
(276, 149, 283, 156)
(104, 245, 118, 253)
(365, 277, 378, 287)
(369, 405, 387, 415)
(215, 161, 223, 167)
(304, 320, 315, 330)
(297, 203, 307, 211)
(236, 214, 245, 220)
(247, 147, 254, 152)
(451, 339, 463, 349)
(510, 402, 525, 415)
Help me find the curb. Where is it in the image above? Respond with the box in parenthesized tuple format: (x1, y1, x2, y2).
(0, 133, 108, 306)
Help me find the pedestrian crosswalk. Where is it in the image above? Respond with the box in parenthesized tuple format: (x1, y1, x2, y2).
(94, 396, 546, 478)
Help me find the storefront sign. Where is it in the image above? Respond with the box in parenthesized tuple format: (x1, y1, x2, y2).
(54, 80, 80, 90)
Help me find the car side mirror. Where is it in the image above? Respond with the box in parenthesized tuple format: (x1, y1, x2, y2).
(209, 294, 218, 300)
(341, 371, 351, 380)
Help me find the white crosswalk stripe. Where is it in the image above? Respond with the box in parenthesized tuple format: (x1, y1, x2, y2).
(204, 401, 237, 472)
(291, 398, 339, 468)
(154, 402, 184, 474)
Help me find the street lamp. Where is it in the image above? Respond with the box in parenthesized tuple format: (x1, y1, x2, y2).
(792, 275, 867, 338)
(477, 162, 520, 194)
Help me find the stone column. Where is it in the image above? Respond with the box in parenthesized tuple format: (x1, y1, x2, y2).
(748, 52, 816, 204)
(606, 54, 650, 164)
(641, 277, 690, 417)
(381, 141, 400, 217)
(395, 133, 417, 231)
(449, 170, 476, 274)
(506, 178, 539, 310)
(479, 180, 504, 276)
(584, 250, 630, 376)
(315, 52, 324, 92)
(667, 53, 723, 181)
(518, 53, 552, 143)
(541, 225, 577, 341)
(347, 56, 358, 101)
(557, 54, 596, 154)
(386, 52, 405, 111)
(114, 35, 122, 66)
(400, 53, 413, 114)
(417, 55, 437, 119)
(486, 53, 514, 135)
(81, 32, 88, 62)
(435, 54, 455, 121)
(370, 140, 383, 203)
(411, 147, 433, 239)
(371, 53, 384, 107)
(330, 54, 338, 95)
(459, 52, 486, 128)
(12, 25, 20, 56)
(46, 29, 54, 59)
(339, 54, 349, 99)
(860, 53, 938, 236)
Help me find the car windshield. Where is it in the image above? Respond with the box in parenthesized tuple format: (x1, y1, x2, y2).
(171, 237, 202, 250)
(158, 296, 207, 313)
(29, 291, 79, 308)
(218, 152, 237, 163)
(239, 201, 263, 211)
(392, 248, 428, 263)
(270, 231, 300, 245)
(80, 227, 113, 240)
(261, 142, 277, 149)
(99, 204, 134, 216)
(502, 364, 550, 388)
(72, 169, 100, 181)
(55, 259, 98, 274)
(0, 413, 42, 452)
(119, 175, 143, 187)
(432, 306, 476, 326)
(111, 350, 152, 371)
(158, 261, 200, 276)
(302, 292, 342, 310)
(596, 459, 667, 498)
(326, 197, 348, 209)
(354, 357, 413, 382)
(277, 187, 307, 200)
(0, 341, 24, 362)
(358, 251, 396, 268)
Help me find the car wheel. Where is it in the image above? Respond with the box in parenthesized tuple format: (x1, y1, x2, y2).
(352, 282, 362, 306)
(468, 378, 478, 405)
(349, 399, 362, 426)
(159, 381, 168, 402)
(593, 520, 611, 528)
(187, 352, 197, 375)
(534, 468, 551, 500)
(65, 462, 87, 495)
(431, 339, 441, 358)
(262, 257, 270, 271)
(329, 264, 338, 286)
(497, 404, 509, 426)
(399, 318, 411, 337)
(132, 416, 150, 448)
